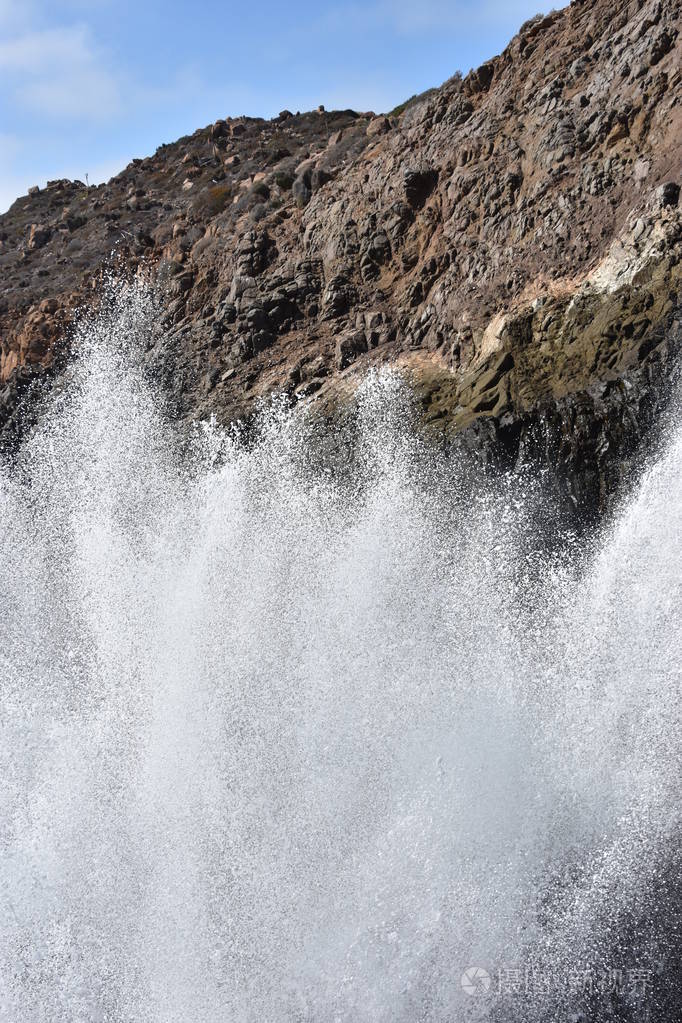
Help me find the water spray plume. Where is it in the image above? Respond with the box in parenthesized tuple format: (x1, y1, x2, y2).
(0, 282, 679, 1022)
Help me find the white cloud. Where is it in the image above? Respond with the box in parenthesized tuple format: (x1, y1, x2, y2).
(0, 25, 90, 71)
(0, 23, 124, 119)
(0, 7, 132, 210)
(0, 5, 202, 211)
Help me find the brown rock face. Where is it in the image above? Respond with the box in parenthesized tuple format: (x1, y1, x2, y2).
(1, 0, 681, 519)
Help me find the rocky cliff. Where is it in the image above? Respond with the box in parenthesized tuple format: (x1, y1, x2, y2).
(1, 0, 681, 521)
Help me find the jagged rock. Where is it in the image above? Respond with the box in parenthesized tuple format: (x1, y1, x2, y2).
(464, 60, 495, 95)
(0, 0, 681, 528)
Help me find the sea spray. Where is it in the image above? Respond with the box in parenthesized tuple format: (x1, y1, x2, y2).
(0, 282, 679, 1022)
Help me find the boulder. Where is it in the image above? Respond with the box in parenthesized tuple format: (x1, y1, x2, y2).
(27, 224, 51, 250)
(366, 116, 391, 137)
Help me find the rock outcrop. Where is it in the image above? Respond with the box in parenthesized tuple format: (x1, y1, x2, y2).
(1, 0, 681, 521)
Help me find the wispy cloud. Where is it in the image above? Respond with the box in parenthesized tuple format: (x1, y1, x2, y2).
(0, 23, 124, 119)
(0, 5, 210, 211)
(0, 24, 89, 71)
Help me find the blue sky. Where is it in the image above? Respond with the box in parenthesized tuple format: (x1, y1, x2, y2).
(0, 0, 553, 212)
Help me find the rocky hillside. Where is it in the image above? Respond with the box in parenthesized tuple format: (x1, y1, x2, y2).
(1, 0, 681, 519)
